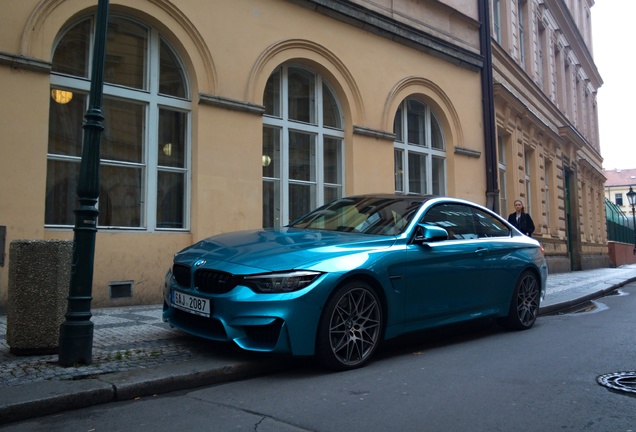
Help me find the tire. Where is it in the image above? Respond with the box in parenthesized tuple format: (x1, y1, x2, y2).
(499, 270, 540, 330)
(316, 281, 383, 371)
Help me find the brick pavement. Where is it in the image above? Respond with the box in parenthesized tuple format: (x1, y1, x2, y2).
(0, 306, 202, 388)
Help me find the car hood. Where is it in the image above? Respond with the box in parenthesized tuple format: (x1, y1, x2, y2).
(174, 228, 398, 273)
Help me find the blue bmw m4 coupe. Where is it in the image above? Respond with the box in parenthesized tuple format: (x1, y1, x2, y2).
(163, 194, 548, 370)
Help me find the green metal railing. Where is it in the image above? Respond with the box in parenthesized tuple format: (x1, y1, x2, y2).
(605, 198, 634, 244)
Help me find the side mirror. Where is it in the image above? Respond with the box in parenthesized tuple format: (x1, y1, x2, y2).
(413, 224, 449, 244)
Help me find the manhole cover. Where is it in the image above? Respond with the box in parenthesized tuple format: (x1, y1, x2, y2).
(597, 372, 636, 397)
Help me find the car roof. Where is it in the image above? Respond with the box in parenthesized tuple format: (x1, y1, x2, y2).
(345, 194, 505, 219)
(345, 193, 435, 202)
(330, 194, 505, 218)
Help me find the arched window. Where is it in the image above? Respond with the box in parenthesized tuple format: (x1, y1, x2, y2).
(262, 65, 345, 228)
(393, 98, 446, 195)
(46, 15, 191, 230)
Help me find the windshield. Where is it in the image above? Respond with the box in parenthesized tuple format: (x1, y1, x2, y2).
(289, 196, 427, 235)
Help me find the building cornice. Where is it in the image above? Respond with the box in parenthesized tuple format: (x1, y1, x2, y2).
(0, 51, 50, 73)
(286, 0, 484, 72)
(546, 0, 602, 88)
(454, 147, 481, 158)
(198, 93, 265, 114)
(353, 126, 395, 141)
(558, 124, 587, 151)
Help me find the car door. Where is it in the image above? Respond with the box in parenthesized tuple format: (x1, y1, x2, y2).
(404, 202, 496, 324)
(472, 206, 527, 301)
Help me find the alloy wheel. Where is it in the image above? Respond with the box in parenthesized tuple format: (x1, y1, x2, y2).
(319, 284, 382, 370)
(516, 272, 540, 327)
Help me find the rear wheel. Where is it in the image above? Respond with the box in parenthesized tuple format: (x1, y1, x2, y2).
(316, 281, 383, 370)
(500, 270, 540, 330)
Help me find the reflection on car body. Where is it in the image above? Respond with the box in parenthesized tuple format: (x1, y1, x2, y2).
(163, 194, 548, 370)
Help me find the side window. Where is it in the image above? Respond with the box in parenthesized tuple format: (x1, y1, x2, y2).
(473, 208, 511, 238)
(421, 203, 477, 239)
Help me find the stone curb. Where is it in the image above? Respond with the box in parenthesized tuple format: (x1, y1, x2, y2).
(0, 356, 292, 426)
(0, 379, 113, 425)
(538, 276, 636, 316)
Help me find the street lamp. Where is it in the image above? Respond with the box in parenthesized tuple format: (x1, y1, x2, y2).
(626, 186, 636, 255)
(58, 0, 109, 367)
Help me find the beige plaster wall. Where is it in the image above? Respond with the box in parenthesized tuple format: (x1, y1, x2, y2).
(0, 66, 51, 309)
(0, 0, 484, 309)
(43, 230, 193, 305)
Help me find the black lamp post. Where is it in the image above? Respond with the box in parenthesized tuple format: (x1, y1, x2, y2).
(626, 186, 636, 256)
(58, 0, 109, 367)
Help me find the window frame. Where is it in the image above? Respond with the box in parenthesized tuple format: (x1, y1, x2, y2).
(524, 148, 532, 217)
(615, 193, 623, 207)
(421, 203, 510, 240)
(497, 132, 508, 217)
(46, 14, 192, 232)
(518, 0, 526, 67)
(262, 64, 345, 229)
(393, 97, 446, 196)
(492, 0, 502, 43)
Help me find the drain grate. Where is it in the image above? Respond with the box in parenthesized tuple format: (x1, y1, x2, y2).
(597, 372, 636, 397)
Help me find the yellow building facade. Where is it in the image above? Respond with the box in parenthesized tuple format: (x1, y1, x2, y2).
(0, 0, 608, 311)
(0, 0, 488, 310)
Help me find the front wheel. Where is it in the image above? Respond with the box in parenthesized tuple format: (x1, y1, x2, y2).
(316, 281, 383, 371)
(499, 270, 541, 330)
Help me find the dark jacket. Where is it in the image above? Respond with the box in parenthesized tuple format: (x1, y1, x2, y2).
(508, 212, 535, 236)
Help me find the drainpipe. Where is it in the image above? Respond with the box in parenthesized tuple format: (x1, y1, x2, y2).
(478, 0, 499, 212)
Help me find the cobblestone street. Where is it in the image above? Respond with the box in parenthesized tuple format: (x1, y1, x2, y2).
(0, 306, 195, 388)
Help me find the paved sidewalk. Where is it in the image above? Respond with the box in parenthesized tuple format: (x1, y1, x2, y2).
(2, 264, 636, 425)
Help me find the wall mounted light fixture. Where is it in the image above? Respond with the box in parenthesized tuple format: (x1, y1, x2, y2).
(51, 89, 73, 104)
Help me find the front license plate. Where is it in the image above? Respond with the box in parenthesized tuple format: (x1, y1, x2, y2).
(172, 290, 211, 317)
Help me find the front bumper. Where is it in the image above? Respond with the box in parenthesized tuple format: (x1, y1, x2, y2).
(162, 270, 331, 356)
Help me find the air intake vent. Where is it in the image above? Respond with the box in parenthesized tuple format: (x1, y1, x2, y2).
(172, 264, 191, 287)
(195, 270, 237, 294)
(109, 281, 133, 299)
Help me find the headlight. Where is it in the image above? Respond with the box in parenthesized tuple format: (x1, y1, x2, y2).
(243, 271, 322, 293)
